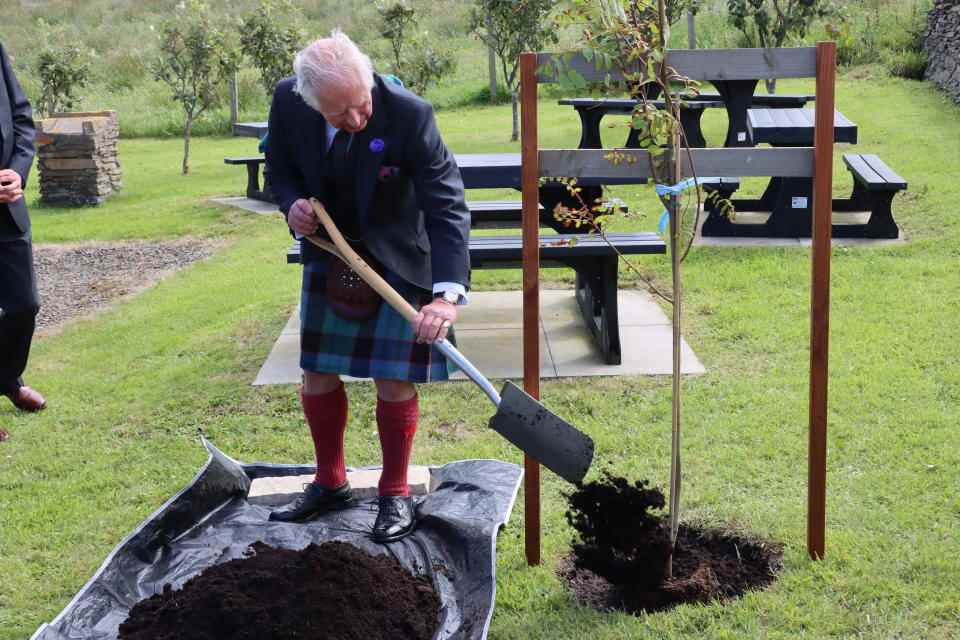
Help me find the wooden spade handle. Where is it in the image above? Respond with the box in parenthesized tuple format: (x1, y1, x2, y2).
(303, 199, 503, 407)
(306, 198, 418, 324)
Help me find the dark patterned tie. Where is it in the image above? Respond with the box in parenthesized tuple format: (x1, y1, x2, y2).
(328, 129, 351, 183)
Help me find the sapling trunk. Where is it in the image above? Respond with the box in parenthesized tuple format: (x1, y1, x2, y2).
(658, 0, 683, 582)
(182, 116, 193, 175)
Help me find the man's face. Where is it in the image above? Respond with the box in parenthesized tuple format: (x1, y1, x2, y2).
(316, 78, 373, 134)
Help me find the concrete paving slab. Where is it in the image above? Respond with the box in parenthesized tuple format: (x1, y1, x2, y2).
(254, 331, 300, 385)
(456, 290, 527, 330)
(211, 196, 280, 215)
(248, 465, 432, 505)
(450, 327, 557, 379)
(253, 289, 707, 384)
(280, 309, 299, 335)
(549, 322, 705, 376)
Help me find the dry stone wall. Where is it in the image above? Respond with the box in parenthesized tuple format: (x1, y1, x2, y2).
(926, 0, 960, 103)
(35, 110, 122, 206)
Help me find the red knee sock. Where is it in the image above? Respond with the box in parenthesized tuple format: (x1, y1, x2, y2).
(301, 384, 348, 488)
(376, 394, 419, 497)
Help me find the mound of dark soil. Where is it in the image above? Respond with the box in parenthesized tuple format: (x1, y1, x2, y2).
(562, 474, 782, 614)
(118, 541, 440, 640)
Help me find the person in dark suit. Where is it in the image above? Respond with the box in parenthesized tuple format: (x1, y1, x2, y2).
(265, 31, 470, 542)
(0, 41, 45, 415)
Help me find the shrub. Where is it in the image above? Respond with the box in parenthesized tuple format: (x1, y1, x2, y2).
(154, 0, 240, 174)
(239, 0, 305, 99)
(887, 49, 928, 80)
(35, 43, 92, 116)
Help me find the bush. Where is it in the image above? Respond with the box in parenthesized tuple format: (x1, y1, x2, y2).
(35, 43, 92, 116)
(239, 0, 305, 100)
(886, 49, 928, 80)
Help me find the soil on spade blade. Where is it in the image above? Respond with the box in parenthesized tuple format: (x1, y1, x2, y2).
(561, 475, 783, 614)
(118, 541, 440, 640)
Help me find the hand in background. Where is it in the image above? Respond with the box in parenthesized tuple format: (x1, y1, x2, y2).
(0, 169, 23, 204)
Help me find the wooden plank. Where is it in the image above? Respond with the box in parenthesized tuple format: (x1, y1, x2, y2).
(862, 154, 908, 189)
(539, 147, 815, 179)
(843, 153, 885, 185)
(558, 97, 723, 111)
(808, 41, 836, 562)
(224, 156, 265, 164)
(747, 108, 856, 145)
(537, 48, 817, 83)
(520, 51, 541, 568)
(232, 121, 267, 138)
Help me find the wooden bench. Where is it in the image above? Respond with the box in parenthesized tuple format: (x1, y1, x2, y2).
(702, 154, 906, 239)
(287, 232, 666, 365)
(467, 200, 542, 229)
(224, 156, 273, 202)
(832, 154, 907, 239)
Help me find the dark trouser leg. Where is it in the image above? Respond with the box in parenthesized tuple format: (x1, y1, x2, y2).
(0, 310, 35, 395)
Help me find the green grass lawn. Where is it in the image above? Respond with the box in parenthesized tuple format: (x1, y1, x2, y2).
(2, 69, 959, 638)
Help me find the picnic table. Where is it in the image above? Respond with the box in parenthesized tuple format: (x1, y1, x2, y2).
(452, 152, 664, 364)
(559, 90, 814, 152)
(558, 98, 724, 149)
(233, 121, 267, 138)
(708, 82, 814, 146)
(702, 107, 854, 237)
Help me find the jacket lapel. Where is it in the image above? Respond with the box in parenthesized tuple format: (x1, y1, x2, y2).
(352, 78, 388, 231)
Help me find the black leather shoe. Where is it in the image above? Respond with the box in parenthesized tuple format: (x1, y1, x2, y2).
(372, 496, 416, 543)
(268, 481, 354, 522)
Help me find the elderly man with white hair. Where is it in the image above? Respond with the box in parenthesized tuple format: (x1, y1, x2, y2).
(265, 30, 471, 543)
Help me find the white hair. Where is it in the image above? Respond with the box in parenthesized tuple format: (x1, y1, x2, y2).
(293, 29, 374, 111)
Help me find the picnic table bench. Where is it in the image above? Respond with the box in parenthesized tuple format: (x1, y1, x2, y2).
(287, 231, 666, 365)
(701, 107, 905, 238)
(224, 156, 271, 202)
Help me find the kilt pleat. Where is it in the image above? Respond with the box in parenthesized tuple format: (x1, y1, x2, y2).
(299, 256, 456, 382)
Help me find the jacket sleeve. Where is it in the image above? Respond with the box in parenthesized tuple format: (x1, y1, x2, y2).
(1, 43, 36, 186)
(264, 82, 305, 218)
(406, 104, 471, 289)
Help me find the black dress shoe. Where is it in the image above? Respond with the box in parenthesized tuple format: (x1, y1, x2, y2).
(268, 481, 354, 522)
(372, 496, 416, 543)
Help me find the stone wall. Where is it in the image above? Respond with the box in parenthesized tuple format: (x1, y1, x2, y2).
(926, 0, 960, 102)
(35, 111, 122, 206)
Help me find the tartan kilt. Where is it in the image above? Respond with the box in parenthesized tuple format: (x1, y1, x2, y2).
(299, 256, 457, 382)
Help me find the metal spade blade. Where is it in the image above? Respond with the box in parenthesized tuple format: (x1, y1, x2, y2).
(488, 381, 595, 485)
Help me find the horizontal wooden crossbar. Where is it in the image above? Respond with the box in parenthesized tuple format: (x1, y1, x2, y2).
(536, 47, 817, 83)
(539, 147, 815, 180)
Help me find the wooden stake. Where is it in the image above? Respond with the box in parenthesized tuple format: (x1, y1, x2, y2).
(808, 41, 836, 560)
(519, 51, 541, 567)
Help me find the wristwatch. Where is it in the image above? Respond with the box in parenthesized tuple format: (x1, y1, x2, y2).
(434, 290, 459, 305)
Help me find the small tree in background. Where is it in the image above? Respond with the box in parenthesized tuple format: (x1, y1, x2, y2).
(239, 0, 305, 99)
(35, 41, 91, 117)
(154, 0, 239, 175)
(376, 0, 457, 97)
(469, 0, 558, 141)
(377, 0, 418, 76)
(727, 0, 834, 92)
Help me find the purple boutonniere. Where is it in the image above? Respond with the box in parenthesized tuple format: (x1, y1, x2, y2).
(369, 138, 385, 153)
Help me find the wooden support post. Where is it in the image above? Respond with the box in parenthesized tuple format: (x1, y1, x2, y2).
(519, 52, 541, 567)
(808, 41, 836, 560)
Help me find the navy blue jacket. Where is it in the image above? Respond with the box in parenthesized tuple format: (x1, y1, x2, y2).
(266, 73, 470, 292)
(0, 41, 35, 235)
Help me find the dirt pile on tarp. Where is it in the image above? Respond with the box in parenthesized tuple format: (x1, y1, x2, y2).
(562, 474, 782, 613)
(118, 541, 440, 640)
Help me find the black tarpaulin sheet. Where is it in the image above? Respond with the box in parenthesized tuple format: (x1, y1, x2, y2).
(31, 438, 523, 640)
